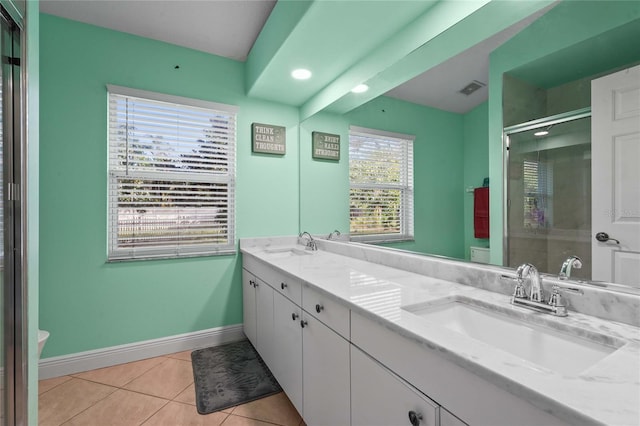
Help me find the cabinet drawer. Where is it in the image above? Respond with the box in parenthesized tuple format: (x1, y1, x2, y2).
(351, 346, 438, 426)
(245, 256, 302, 305)
(302, 285, 349, 339)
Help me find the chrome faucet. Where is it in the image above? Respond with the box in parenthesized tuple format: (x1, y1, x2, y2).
(559, 256, 582, 280)
(299, 232, 317, 251)
(327, 230, 341, 240)
(516, 263, 543, 302)
(503, 262, 584, 317)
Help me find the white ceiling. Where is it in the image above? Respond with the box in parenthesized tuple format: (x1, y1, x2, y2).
(39, 0, 550, 114)
(39, 0, 277, 61)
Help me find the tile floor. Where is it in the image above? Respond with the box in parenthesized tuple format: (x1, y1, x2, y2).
(38, 350, 304, 426)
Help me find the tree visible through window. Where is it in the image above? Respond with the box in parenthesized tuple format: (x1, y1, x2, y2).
(349, 127, 414, 242)
(107, 86, 237, 260)
(523, 159, 553, 230)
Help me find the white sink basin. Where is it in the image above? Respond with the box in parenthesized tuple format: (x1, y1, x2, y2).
(264, 246, 314, 259)
(402, 297, 619, 375)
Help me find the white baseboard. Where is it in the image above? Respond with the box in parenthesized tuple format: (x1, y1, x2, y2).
(38, 323, 245, 380)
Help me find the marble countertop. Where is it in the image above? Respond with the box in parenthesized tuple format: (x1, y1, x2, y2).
(240, 237, 640, 426)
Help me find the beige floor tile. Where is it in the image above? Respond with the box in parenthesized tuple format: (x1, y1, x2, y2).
(63, 389, 167, 426)
(38, 378, 116, 426)
(165, 350, 193, 362)
(231, 393, 301, 426)
(71, 357, 166, 387)
(143, 401, 228, 426)
(124, 358, 194, 399)
(173, 384, 233, 414)
(221, 414, 276, 426)
(173, 383, 196, 406)
(39, 376, 73, 395)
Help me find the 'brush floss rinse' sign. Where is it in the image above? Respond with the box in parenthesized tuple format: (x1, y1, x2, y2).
(252, 123, 286, 155)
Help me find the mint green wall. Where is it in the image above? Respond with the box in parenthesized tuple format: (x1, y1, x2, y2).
(488, 1, 640, 265)
(299, 112, 350, 234)
(463, 102, 489, 260)
(26, 1, 39, 422)
(345, 96, 465, 258)
(39, 14, 300, 357)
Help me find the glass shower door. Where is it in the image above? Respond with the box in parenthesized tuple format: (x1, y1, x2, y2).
(505, 113, 592, 280)
(1, 7, 25, 425)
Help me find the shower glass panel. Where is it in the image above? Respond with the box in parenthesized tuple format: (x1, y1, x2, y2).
(506, 113, 592, 280)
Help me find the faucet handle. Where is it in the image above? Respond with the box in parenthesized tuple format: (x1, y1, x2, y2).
(548, 285, 565, 308)
(501, 275, 527, 299)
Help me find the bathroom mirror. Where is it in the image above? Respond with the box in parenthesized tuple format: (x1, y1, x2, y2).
(297, 1, 640, 292)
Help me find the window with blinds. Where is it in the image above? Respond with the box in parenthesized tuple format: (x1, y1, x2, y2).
(349, 126, 414, 242)
(523, 159, 553, 229)
(107, 85, 237, 260)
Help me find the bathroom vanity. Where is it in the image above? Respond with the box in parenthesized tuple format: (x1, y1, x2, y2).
(240, 237, 640, 426)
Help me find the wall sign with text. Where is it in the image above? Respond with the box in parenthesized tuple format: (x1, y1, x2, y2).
(252, 123, 286, 155)
(312, 132, 340, 161)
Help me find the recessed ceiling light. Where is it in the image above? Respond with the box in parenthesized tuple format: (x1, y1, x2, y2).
(291, 69, 312, 80)
(351, 84, 369, 94)
(534, 130, 549, 137)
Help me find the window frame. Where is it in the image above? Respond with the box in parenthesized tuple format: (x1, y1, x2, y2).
(106, 85, 238, 261)
(348, 125, 415, 243)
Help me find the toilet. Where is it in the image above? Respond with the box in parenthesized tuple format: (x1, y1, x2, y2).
(38, 329, 50, 359)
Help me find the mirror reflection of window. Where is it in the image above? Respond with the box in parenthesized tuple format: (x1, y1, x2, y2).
(349, 126, 414, 243)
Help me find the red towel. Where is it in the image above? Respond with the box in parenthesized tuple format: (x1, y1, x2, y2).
(474, 187, 489, 238)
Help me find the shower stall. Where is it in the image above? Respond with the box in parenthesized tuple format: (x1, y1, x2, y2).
(504, 109, 592, 281)
(1, 4, 27, 425)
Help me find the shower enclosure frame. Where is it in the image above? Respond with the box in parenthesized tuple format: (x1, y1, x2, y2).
(502, 107, 592, 268)
(1, 4, 27, 425)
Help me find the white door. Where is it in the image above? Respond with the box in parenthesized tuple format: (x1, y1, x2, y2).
(592, 65, 640, 287)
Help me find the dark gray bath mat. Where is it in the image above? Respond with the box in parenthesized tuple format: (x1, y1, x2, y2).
(191, 339, 282, 414)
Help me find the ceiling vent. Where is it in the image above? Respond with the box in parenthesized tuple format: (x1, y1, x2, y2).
(459, 80, 486, 96)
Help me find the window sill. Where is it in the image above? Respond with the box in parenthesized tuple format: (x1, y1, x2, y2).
(350, 234, 415, 244)
(107, 249, 237, 263)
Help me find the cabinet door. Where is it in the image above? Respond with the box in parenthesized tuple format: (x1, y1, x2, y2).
(255, 278, 274, 367)
(351, 347, 438, 426)
(302, 312, 350, 426)
(440, 407, 468, 426)
(272, 292, 303, 414)
(242, 269, 257, 346)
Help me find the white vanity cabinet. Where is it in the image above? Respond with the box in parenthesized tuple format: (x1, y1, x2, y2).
(241, 269, 274, 366)
(440, 408, 468, 426)
(243, 255, 563, 426)
(242, 261, 350, 426)
(271, 291, 303, 413)
(351, 346, 440, 426)
(242, 269, 257, 346)
(301, 311, 351, 426)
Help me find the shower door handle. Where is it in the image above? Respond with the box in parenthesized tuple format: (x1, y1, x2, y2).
(595, 232, 620, 244)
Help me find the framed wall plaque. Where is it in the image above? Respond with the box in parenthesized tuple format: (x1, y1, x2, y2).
(312, 131, 340, 160)
(252, 123, 286, 155)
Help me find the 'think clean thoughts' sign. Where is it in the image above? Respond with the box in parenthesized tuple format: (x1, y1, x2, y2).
(252, 123, 286, 155)
(312, 131, 340, 161)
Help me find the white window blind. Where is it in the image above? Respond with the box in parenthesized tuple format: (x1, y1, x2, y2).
(349, 126, 414, 242)
(523, 159, 553, 229)
(107, 85, 237, 260)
